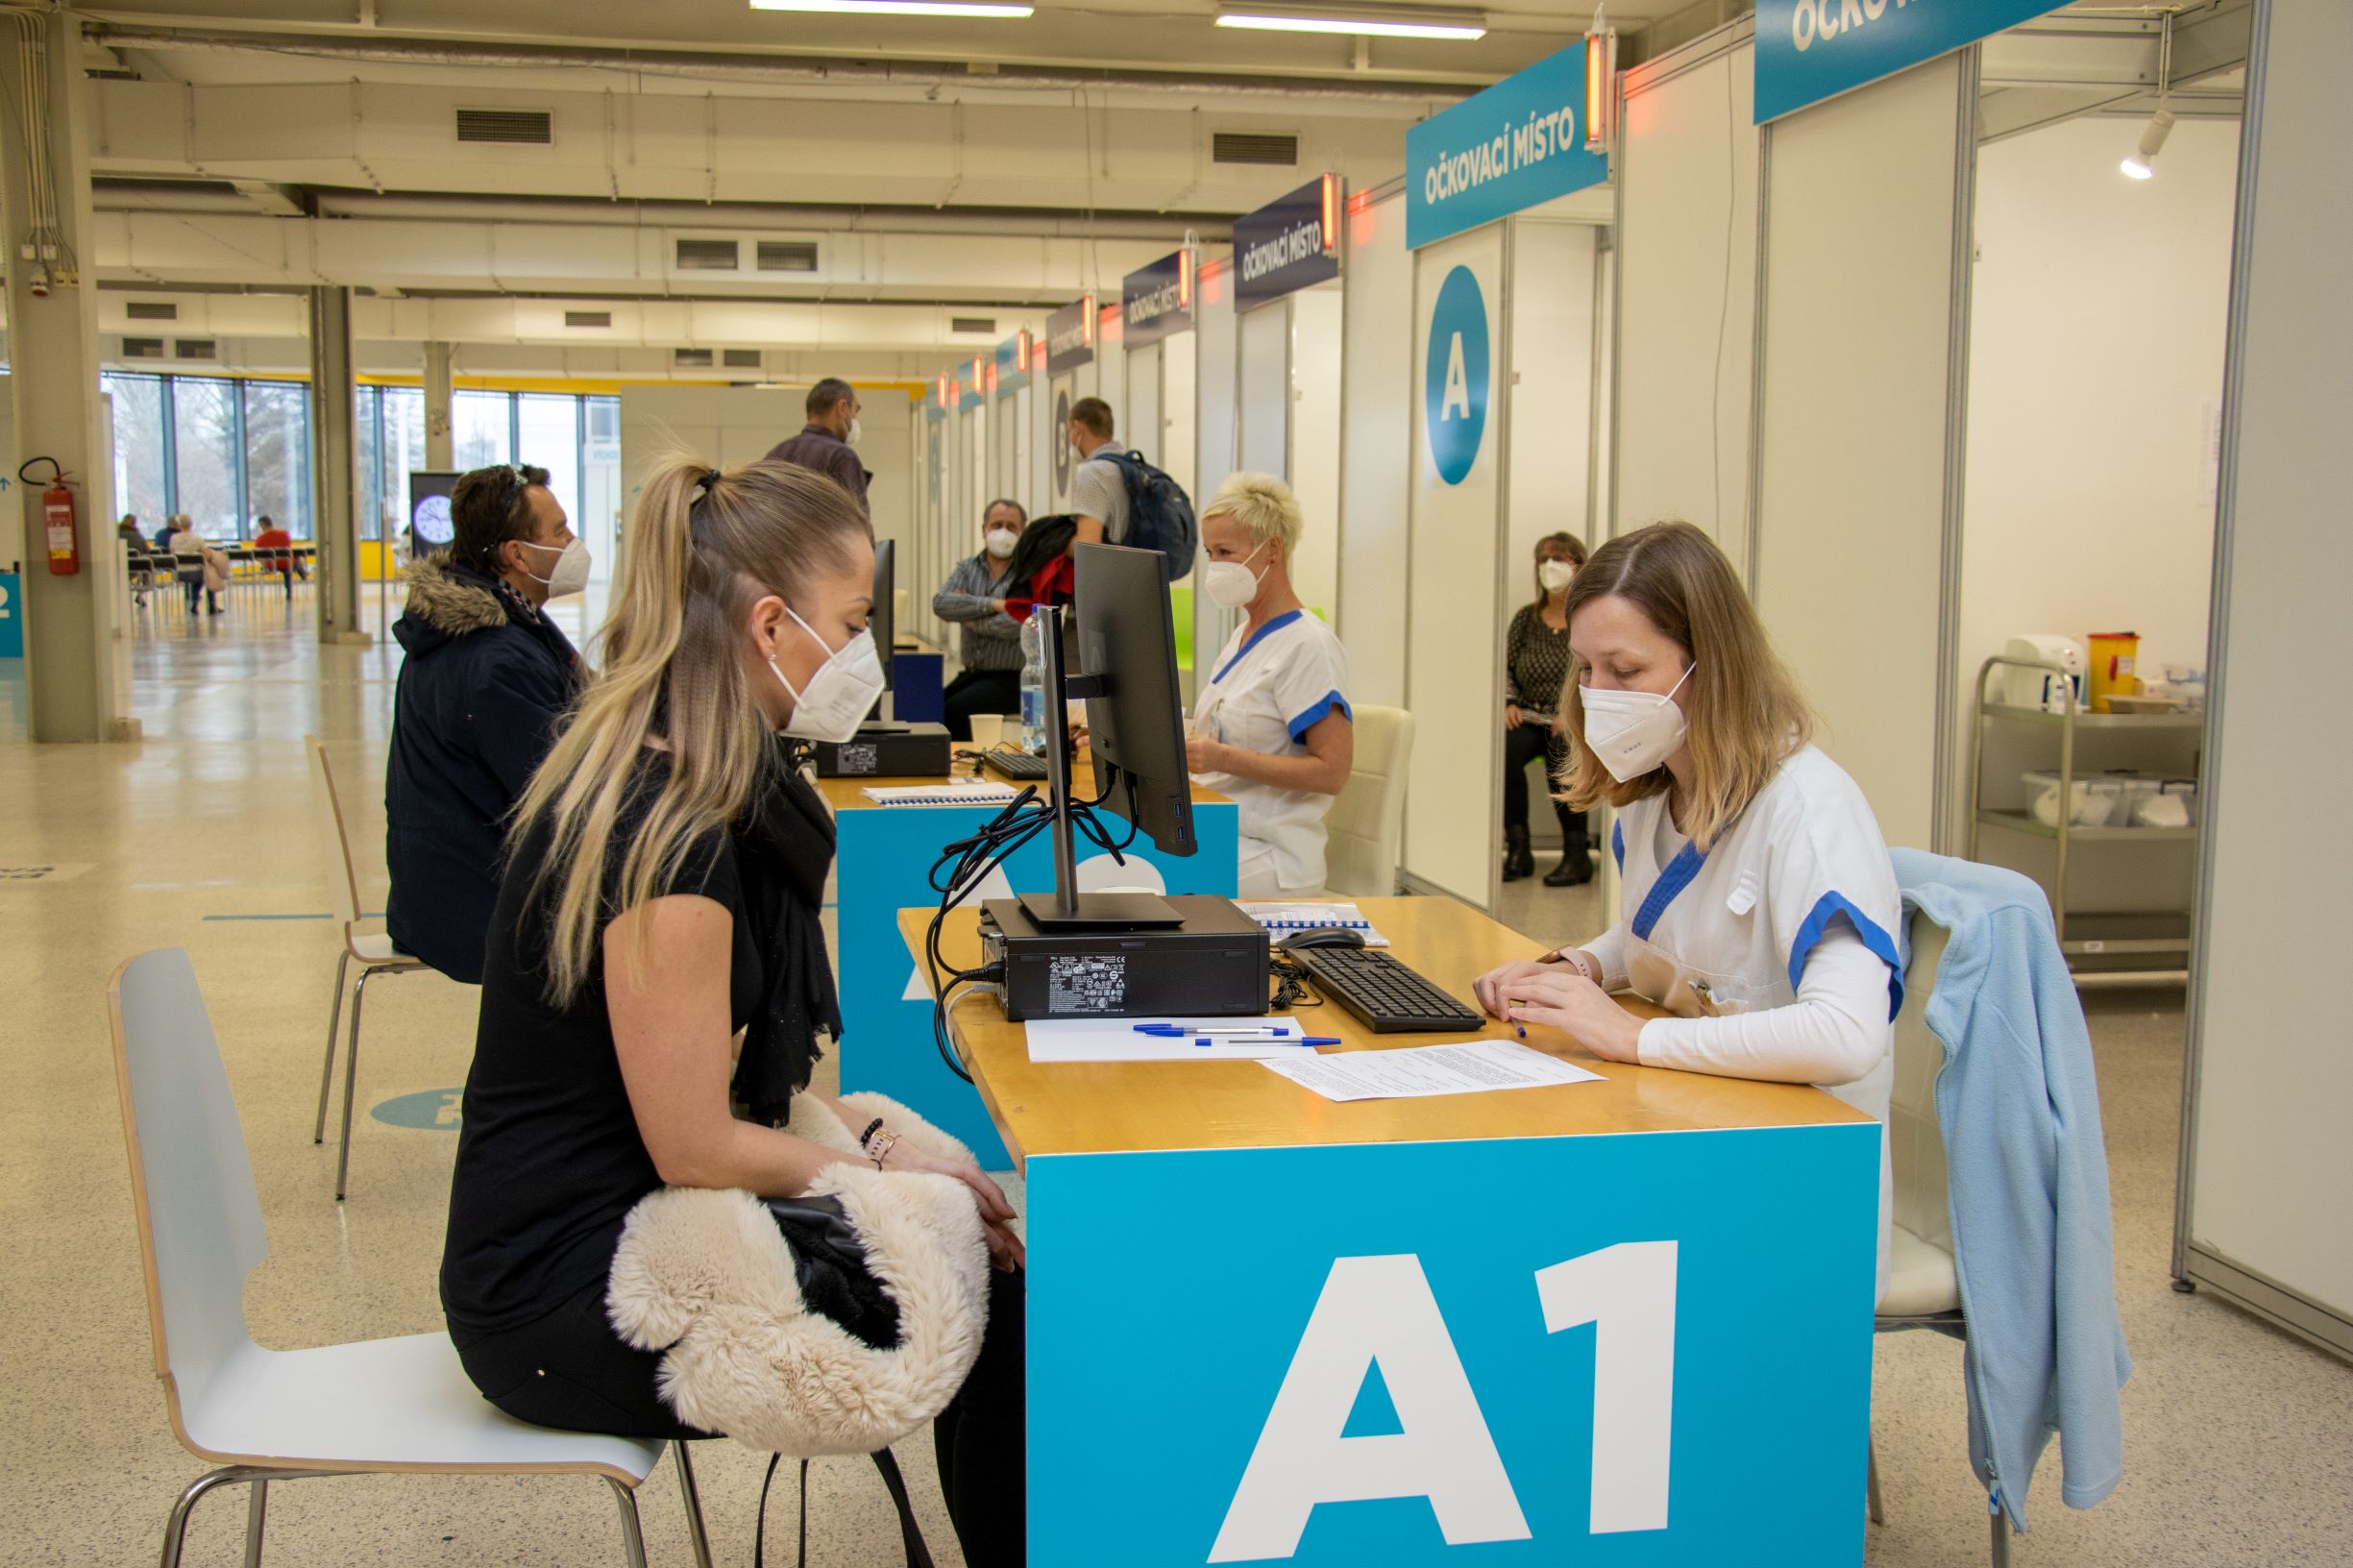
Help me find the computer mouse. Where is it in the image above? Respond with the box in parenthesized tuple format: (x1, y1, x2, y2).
(1277, 926, 1367, 954)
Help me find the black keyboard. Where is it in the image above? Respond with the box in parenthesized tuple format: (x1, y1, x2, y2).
(978, 748, 1050, 780)
(1290, 945, 1487, 1034)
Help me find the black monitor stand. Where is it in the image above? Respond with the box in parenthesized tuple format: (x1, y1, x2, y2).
(1016, 604, 1186, 931)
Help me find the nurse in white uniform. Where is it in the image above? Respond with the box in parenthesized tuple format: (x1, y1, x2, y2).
(1185, 474, 1354, 899)
(1473, 521, 1904, 1301)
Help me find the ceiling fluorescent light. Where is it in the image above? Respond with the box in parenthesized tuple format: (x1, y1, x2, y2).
(749, 0, 1035, 16)
(1215, 7, 1487, 41)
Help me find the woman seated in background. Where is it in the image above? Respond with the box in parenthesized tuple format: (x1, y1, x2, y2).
(1501, 530, 1594, 887)
(164, 513, 221, 616)
(1185, 473, 1353, 899)
(440, 456, 1025, 1564)
(1475, 520, 1903, 1300)
(931, 497, 1030, 741)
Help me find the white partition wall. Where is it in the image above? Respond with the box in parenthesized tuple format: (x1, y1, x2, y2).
(1752, 53, 1974, 854)
(1613, 20, 1758, 556)
(1506, 219, 1599, 567)
(1289, 285, 1344, 621)
(1337, 183, 1411, 708)
(1162, 333, 1197, 516)
(1194, 258, 1240, 695)
(2176, 0, 2353, 1360)
(1401, 224, 1508, 910)
(1125, 342, 1162, 466)
(1237, 303, 1288, 476)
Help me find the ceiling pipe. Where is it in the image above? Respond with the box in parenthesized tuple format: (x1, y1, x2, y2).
(87, 25, 1480, 106)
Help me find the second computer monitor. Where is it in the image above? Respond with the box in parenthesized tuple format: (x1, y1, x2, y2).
(1071, 541, 1196, 861)
(869, 536, 895, 697)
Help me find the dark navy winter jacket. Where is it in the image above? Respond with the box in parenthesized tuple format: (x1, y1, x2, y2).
(384, 555, 581, 984)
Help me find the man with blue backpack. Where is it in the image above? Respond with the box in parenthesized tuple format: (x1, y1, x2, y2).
(1065, 396, 1196, 581)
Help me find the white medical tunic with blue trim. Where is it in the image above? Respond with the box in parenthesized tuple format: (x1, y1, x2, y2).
(1191, 608, 1353, 894)
(1590, 745, 1904, 1301)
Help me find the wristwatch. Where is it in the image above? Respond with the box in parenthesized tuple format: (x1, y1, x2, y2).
(867, 1129, 902, 1170)
(1539, 948, 1599, 982)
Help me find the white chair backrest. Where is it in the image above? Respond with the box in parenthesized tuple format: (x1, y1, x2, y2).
(108, 948, 265, 1419)
(307, 733, 364, 926)
(1889, 911, 1954, 1255)
(1323, 704, 1416, 898)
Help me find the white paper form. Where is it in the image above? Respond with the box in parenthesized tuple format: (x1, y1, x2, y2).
(1259, 1038, 1603, 1102)
(1235, 900, 1392, 946)
(1024, 1015, 1323, 1065)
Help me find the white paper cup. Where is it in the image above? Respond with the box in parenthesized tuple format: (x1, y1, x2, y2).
(968, 713, 1005, 750)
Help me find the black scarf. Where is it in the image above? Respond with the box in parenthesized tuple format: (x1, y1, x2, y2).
(730, 743, 843, 1125)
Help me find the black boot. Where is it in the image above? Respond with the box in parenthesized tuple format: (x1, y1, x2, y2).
(1502, 824, 1534, 882)
(1544, 807, 1594, 887)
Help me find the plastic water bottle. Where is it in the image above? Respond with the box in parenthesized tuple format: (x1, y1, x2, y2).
(1018, 614, 1046, 755)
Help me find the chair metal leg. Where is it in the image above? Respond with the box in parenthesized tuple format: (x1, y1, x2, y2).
(334, 967, 375, 1201)
(161, 1468, 249, 1568)
(1867, 1441, 1885, 1526)
(1990, 1494, 2013, 1568)
(673, 1442, 715, 1568)
(314, 949, 353, 1143)
(604, 1477, 650, 1568)
(244, 1479, 268, 1568)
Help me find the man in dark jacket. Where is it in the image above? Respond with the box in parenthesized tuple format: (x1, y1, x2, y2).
(763, 377, 870, 514)
(384, 462, 586, 984)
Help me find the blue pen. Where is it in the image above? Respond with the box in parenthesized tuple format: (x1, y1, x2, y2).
(1137, 1022, 1294, 1038)
(1198, 1035, 1341, 1047)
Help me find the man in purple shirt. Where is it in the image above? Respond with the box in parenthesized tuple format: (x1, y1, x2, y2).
(763, 377, 870, 515)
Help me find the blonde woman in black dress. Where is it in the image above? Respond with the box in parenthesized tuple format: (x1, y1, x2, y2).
(1502, 531, 1593, 886)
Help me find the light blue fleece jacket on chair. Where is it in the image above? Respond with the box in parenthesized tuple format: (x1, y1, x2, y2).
(1890, 848, 2132, 1532)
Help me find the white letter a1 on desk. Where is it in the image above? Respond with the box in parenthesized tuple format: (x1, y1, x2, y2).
(1208, 1255, 1531, 1562)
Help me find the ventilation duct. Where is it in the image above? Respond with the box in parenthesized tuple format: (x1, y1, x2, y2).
(456, 109, 553, 144)
(174, 338, 218, 358)
(1212, 132, 1298, 165)
(723, 348, 764, 369)
(674, 347, 715, 367)
(949, 316, 997, 334)
(564, 309, 614, 328)
(674, 238, 742, 271)
(122, 337, 166, 358)
(757, 240, 820, 273)
(126, 301, 179, 321)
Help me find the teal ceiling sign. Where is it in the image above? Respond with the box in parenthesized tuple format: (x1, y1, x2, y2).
(1406, 42, 1606, 251)
(1754, 0, 2069, 123)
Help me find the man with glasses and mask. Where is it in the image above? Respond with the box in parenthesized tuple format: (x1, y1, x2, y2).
(765, 377, 870, 516)
(384, 462, 589, 984)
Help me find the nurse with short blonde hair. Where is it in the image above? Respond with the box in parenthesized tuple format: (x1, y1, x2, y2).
(1186, 473, 1354, 898)
(1474, 521, 1904, 1299)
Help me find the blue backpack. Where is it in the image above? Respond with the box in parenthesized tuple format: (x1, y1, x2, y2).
(1100, 451, 1197, 582)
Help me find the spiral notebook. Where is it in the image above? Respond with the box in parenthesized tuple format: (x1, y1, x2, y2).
(858, 782, 1021, 807)
(1236, 901, 1391, 947)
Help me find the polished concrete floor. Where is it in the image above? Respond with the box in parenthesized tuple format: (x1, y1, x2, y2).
(2, 596, 2347, 1565)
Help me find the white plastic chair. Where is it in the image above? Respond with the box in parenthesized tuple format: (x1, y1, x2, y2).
(1321, 704, 1415, 898)
(109, 947, 714, 1568)
(306, 734, 433, 1200)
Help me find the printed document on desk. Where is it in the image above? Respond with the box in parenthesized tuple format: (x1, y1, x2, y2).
(1235, 900, 1391, 945)
(1262, 1038, 1602, 1102)
(1026, 1016, 1314, 1064)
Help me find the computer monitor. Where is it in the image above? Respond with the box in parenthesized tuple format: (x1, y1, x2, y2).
(870, 537, 896, 700)
(1013, 543, 1194, 930)
(1073, 542, 1196, 861)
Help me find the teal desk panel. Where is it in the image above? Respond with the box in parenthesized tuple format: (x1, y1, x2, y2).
(835, 799, 1238, 1167)
(1026, 1124, 1879, 1566)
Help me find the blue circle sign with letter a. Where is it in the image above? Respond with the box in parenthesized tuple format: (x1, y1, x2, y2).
(1425, 264, 1490, 487)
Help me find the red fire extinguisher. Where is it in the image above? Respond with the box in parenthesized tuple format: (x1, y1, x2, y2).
(22, 459, 78, 576)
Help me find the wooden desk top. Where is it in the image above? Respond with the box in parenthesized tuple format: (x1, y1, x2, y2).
(821, 756, 1230, 813)
(897, 895, 1867, 1167)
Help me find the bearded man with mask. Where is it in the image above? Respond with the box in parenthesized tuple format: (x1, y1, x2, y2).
(1183, 473, 1354, 899)
(384, 462, 589, 984)
(764, 377, 870, 516)
(931, 498, 1031, 742)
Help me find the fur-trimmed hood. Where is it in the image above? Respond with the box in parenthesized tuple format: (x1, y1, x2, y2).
(605, 1093, 993, 1457)
(397, 552, 512, 647)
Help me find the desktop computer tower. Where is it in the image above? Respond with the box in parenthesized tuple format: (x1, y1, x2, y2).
(980, 895, 1270, 1021)
(812, 723, 953, 777)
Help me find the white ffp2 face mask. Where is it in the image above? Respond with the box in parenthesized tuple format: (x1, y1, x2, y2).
(1202, 539, 1270, 610)
(769, 607, 886, 744)
(846, 417, 864, 448)
(516, 536, 593, 599)
(1538, 559, 1575, 593)
(984, 527, 1018, 560)
(1581, 662, 1696, 782)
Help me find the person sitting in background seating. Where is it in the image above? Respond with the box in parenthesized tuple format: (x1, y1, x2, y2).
(932, 498, 1031, 742)
(165, 514, 221, 616)
(117, 515, 151, 606)
(384, 463, 587, 984)
(251, 515, 304, 601)
(1185, 473, 1354, 899)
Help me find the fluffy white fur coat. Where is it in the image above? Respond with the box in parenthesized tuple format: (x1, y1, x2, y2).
(605, 1092, 992, 1456)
